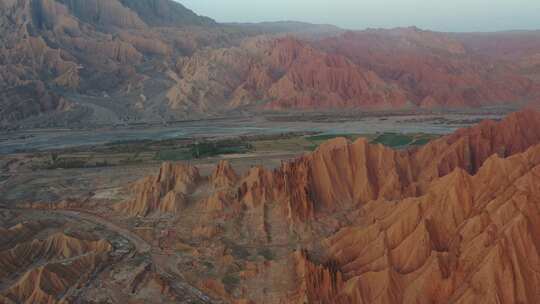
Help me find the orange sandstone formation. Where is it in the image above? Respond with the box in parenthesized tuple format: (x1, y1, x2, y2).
(115, 110, 540, 303)
(123, 110, 540, 223)
(0, 233, 111, 279)
(211, 160, 239, 188)
(290, 250, 344, 304)
(413, 108, 540, 175)
(119, 162, 200, 216)
(0, 221, 113, 304)
(311, 144, 540, 303)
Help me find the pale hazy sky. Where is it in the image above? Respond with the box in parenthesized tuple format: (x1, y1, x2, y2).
(179, 0, 540, 32)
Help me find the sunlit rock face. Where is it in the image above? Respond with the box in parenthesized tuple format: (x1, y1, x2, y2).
(118, 162, 201, 216)
(114, 110, 540, 303)
(312, 143, 540, 303)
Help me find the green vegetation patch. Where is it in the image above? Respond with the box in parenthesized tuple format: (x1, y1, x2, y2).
(371, 133, 440, 148)
(154, 149, 193, 161)
(191, 141, 252, 159)
(155, 140, 253, 161)
(371, 133, 413, 147)
(306, 133, 360, 142)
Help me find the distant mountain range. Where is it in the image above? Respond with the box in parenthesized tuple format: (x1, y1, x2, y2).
(1, 0, 539, 129)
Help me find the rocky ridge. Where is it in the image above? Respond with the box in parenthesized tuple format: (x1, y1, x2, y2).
(114, 110, 540, 303)
(2, 0, 540, 127)
(122, 110, 540, 222)
(0, 219, 113, 304)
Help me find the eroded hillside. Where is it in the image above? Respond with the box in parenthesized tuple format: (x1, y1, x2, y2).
(1, 0, 540, 128)
(100, 109, 540, 303)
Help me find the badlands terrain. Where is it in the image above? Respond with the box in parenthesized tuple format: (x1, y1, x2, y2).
(2, 0, 540, 303)
(1, 109, 540, 303)
(1, 0, 540, 129)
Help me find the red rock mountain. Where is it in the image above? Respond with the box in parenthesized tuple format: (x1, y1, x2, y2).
(315, 29, 539, 108)
(173, 30, 540, 113)
(261, 38, 409, 109)
(115, 110, 540, 303)
(118, 162, 201, 216)
(303, 144, 540, 303)
(2, 1, 540, 128)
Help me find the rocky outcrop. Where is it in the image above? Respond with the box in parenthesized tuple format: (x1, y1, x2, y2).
(244, 109, 540, 222)
(281, 138, 415, 217)
(122, 110, 540, 224)
(289, 250, 344, 304)
(111, 110, 540, 303)
(211, 160, 239, 189)
(0, 221, 113, 304)
(1, 253, 110, 304)
(311, 143, 540, 303)
(275, 111, 540, 304)
(0, 220, 63, 250)
(118, 162, 200, 216)
(412, 108, 540, 176)
(0, 232, 111, 279)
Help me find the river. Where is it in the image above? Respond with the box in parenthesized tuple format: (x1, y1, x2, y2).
(0, 112, 506, 155)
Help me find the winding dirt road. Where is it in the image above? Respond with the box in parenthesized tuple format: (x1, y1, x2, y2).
(51, 210, 151, 253)
(45, 209, 219, 303)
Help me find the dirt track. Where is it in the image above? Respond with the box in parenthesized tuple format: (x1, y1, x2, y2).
(47, 209, 219, 303)
(51, 210, 151, 253)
